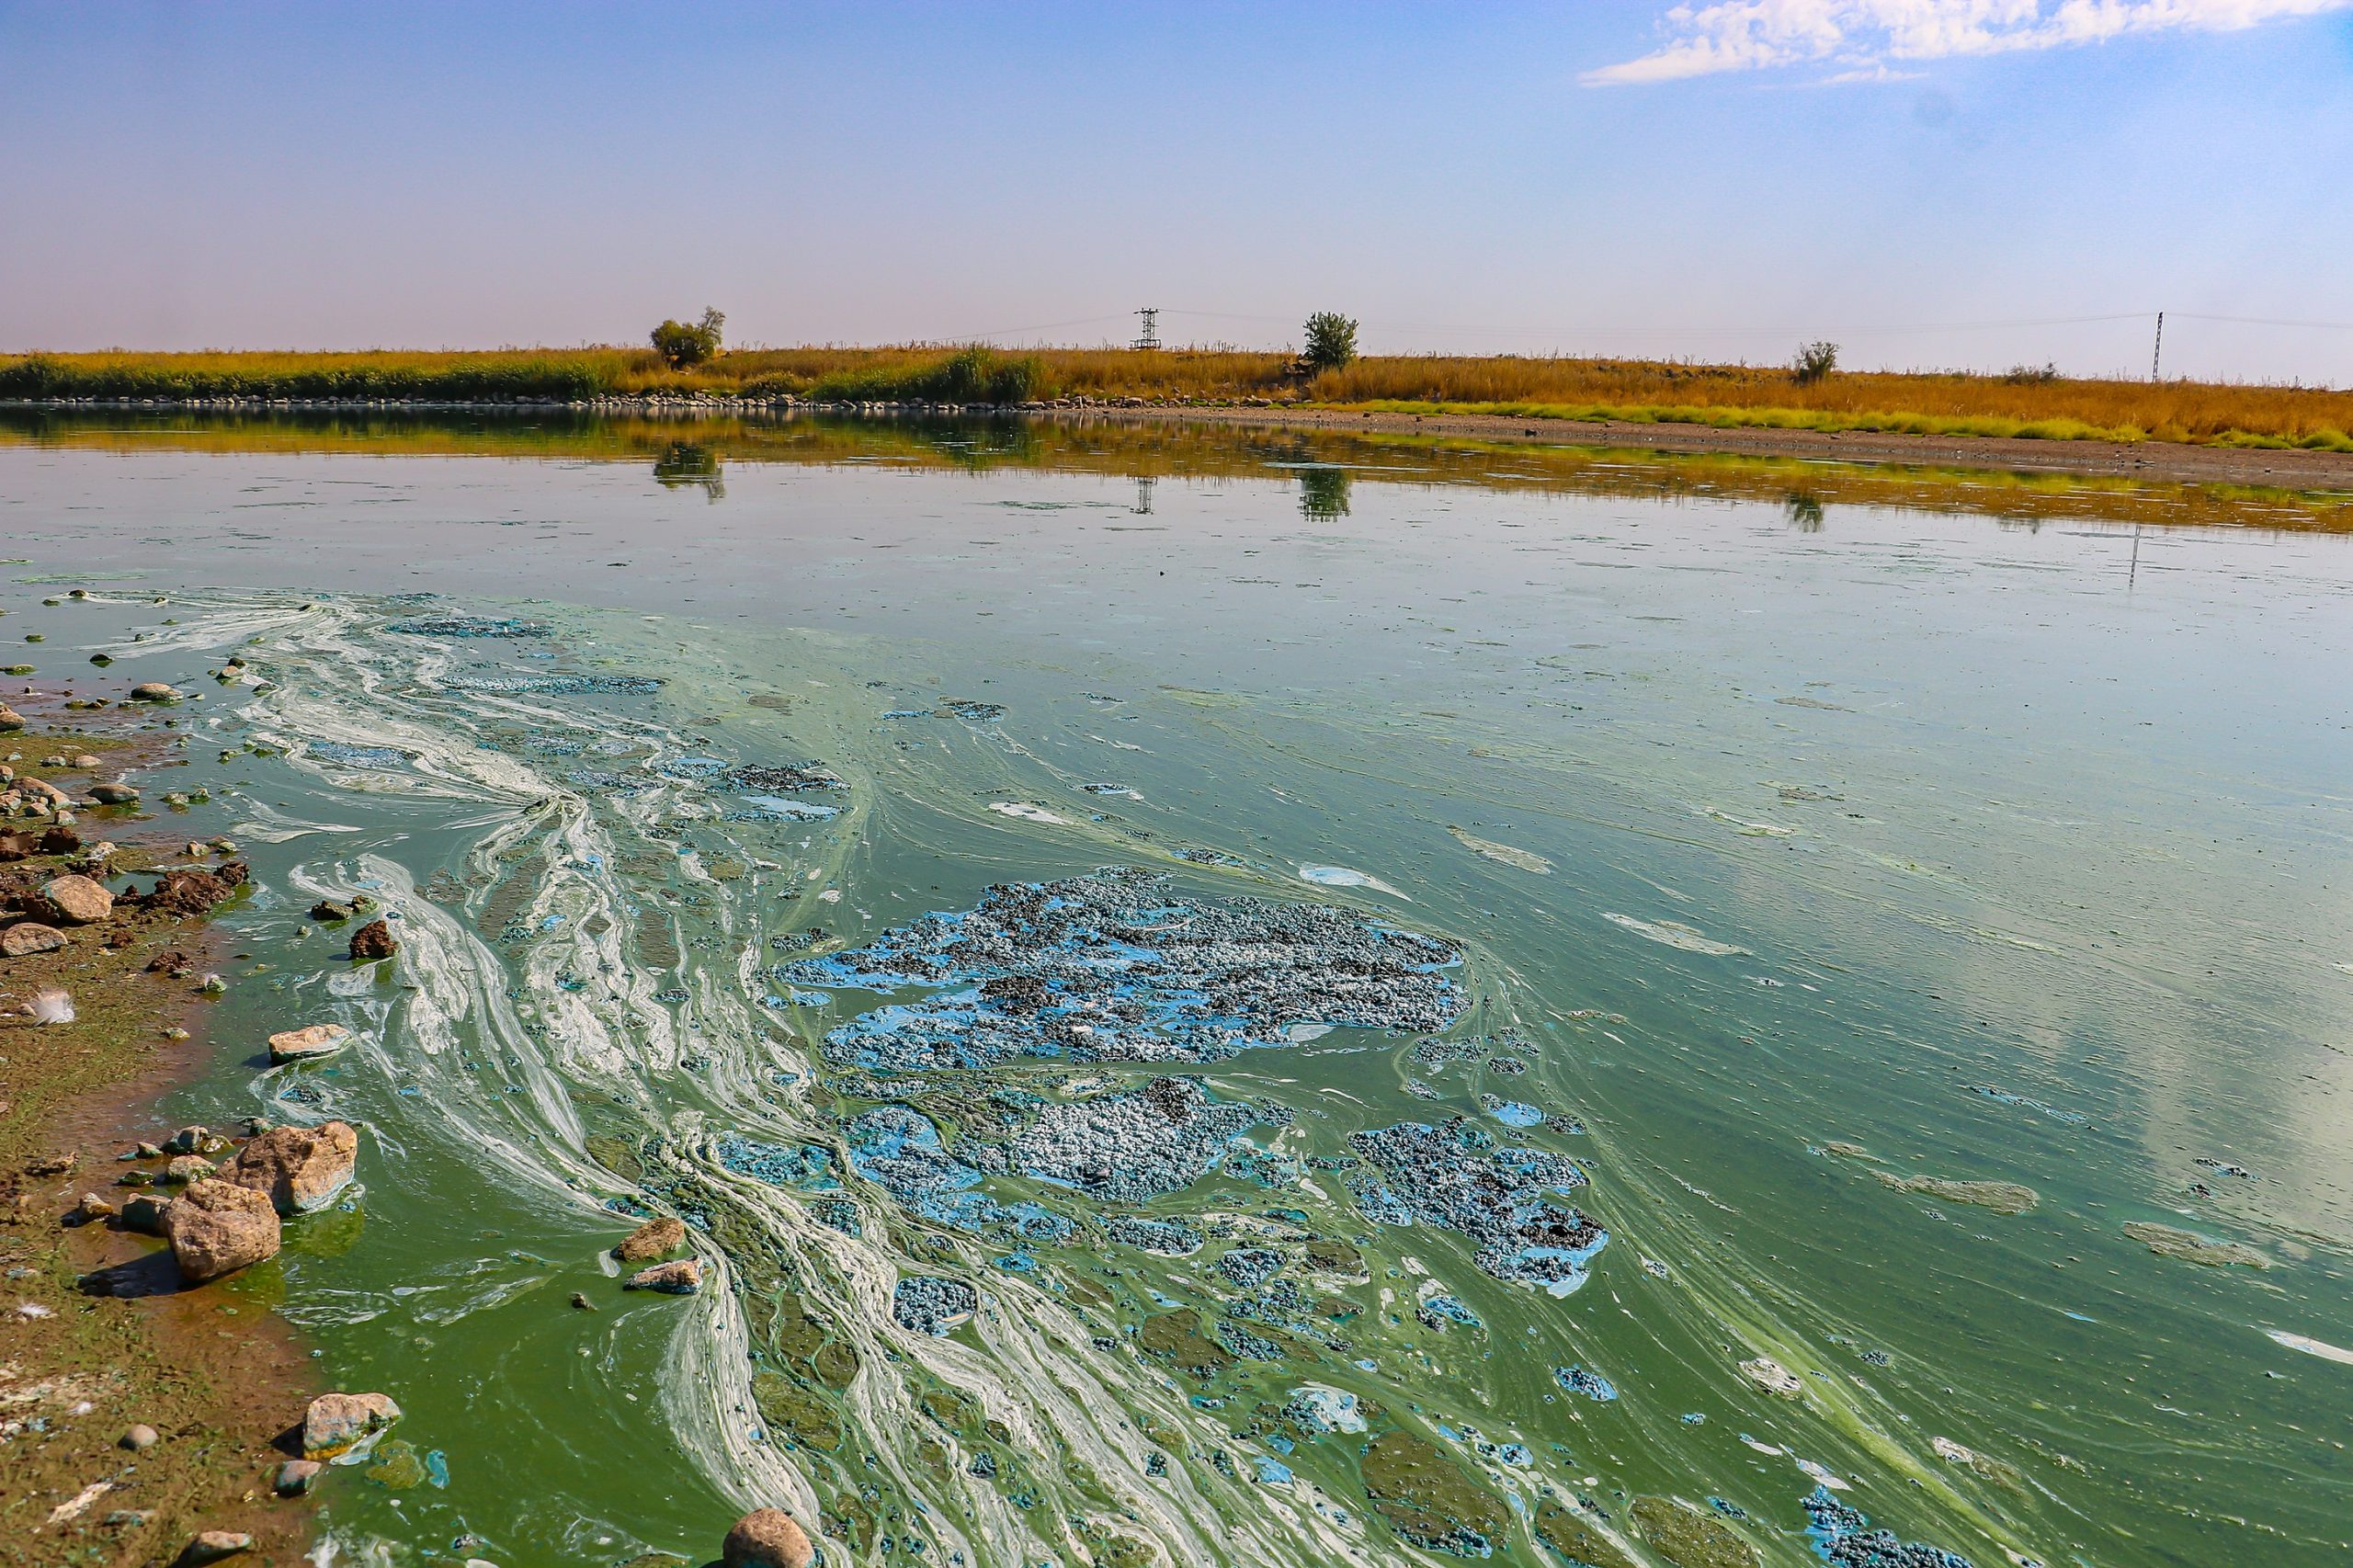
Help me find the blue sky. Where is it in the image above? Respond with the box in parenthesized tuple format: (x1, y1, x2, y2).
(5, 1, 2352, 381)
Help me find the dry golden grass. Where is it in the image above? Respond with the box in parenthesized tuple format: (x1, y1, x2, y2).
(5, 346, 2350, 449)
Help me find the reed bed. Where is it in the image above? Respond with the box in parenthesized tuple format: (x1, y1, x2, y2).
(5, 347, 2349, 449)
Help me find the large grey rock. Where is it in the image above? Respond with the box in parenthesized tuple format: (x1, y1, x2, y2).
(722, 1508, 814, 1568)
(165, 1178, 281, 1283)
(613, 1214, 686, 1263)
(301, 1391, 402, 1459)
(624, 1258, 703, 1294)
(1, 922, 65, 958)
(40, 873, 113, 924)
(219, 1120, 358, 1214)
(267, 1022, 350, 1063)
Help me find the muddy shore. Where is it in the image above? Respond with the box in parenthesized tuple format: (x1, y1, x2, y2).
(1101, 403, 2353, 490)
(0, 693, 314, 1568)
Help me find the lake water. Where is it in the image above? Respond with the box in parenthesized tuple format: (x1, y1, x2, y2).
(4, 413, 2348, 1568)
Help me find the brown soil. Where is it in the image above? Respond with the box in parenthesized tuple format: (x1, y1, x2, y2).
(0, 703, 314, 1568)
(1108, 403, 2353, 491)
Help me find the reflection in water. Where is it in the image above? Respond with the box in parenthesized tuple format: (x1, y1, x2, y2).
(652, 440, 724, 500)
(6, 404, 2352, 533)
(1297, 462, 1351, 519)
(1784, 489, 1825, 530)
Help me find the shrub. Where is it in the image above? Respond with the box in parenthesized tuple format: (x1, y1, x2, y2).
(651, 307, 725, 369)
(1302, 312, 1359, 375)
(807, 347, 1055, 405)
(2004, 361, 2060, 385)
(1791, 341, 1839, 384)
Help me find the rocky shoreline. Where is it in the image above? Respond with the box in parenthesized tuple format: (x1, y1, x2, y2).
(0, 684, 321, 1568)
(12, 392, 2353, 489)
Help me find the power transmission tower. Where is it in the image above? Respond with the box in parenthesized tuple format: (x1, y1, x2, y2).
(2151, 311, 2164, 381)
(1132, 308, 1161, 351)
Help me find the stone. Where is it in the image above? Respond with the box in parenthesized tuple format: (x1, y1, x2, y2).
(161, 1126, 208, 1155)
(176, 1531, 252, 1565)
(570, 1291, 594, 1311)
(121, 1423, 160, 1450)
(219, 1120, 358, 1214)
(1740, 1357, 1805, 1398)
(624, 1258, 703, 1294)
(274, 1459, 322, 1496)
(165, 1179, 281, 1283)
(78, 1191, 119, 1220)
(267, 1022, 351, 1063)
(40, 874, 113, 924)
(348, 918, 397, 960)
(70, 754, 99, 769)
(613, 1214, 687, 1263)
(38, 825, 79, 854)
(722, 1508, 814, 1568)
(132, 864, 246, 915)
(0, 704, 20, 732)
(308, 899, 354, 922)
(119, 1193, 172, 1234)
(87, 782, 141, 805)
(163, 1154, 215, 1184)
(0, 831, 28, 860)
(128, 683, 178, 702)
(301, 1391, 402, 1459)
(1, 922, 66, 958)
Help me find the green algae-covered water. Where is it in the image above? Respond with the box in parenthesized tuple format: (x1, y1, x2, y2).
(3, 414, 2348, 1568)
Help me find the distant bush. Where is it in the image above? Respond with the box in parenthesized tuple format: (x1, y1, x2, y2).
(808, 347, 1055, 405)
(2004, 362, 2060, 385)
(1302, 312, 1359, 375)
(1791, 341, 1839, 384)
(651, 308, 725, 369)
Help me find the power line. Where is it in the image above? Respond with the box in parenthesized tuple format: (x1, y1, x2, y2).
(1159, 307, 2155, 340)
(2172, 311, 2353, 331)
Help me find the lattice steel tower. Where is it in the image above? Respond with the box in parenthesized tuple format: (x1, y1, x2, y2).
(1131, 308, 1161, 350)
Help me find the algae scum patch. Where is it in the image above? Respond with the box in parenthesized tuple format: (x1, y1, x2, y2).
(779, 866, 1467, 1071)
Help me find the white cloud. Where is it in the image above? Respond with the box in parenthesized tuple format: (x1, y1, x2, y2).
(1586, 0, 2353, 84)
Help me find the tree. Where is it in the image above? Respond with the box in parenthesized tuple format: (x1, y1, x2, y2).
(1301, 311, 1358, 375)
(1791, 340, 1838, 384)
(652, 307, 726, 369)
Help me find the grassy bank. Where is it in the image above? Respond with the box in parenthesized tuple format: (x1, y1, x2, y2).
(5, 345, 2353, 450)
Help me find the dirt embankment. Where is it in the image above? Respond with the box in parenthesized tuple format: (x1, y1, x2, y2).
(1104, 403, 2353, 491)
(0, 699, 314, 1568)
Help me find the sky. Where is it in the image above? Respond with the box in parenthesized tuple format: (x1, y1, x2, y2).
(5, 0, 2353, 381)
